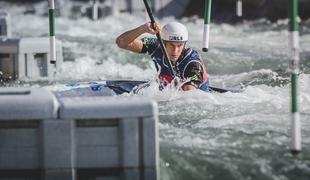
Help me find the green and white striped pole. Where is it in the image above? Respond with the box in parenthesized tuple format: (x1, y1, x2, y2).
(92, 0, 99, 21)
(236, 0, 242, 17)
(48, 0, 56, 64)
(289, 0, 301, 154)
(111, 0, 119, 16)
(202, 0, 212, 52)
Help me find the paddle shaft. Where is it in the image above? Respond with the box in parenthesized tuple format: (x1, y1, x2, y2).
(142, 0, 176, 77)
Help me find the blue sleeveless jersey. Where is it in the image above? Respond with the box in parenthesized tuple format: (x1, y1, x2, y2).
(141, 37, 209, 91)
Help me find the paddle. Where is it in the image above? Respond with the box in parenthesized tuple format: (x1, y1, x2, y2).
(208, 86, 242, 93)
(142, 0, 176, 77)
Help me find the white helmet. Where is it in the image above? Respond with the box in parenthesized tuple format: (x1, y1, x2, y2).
(161, 22, 188, 42)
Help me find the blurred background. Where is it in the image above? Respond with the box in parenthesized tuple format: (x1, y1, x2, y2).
(0, 1, 309, 180)
(1, 0, 310, 22)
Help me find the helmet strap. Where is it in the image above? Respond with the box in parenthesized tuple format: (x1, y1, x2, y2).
(180, 42, 187, 59)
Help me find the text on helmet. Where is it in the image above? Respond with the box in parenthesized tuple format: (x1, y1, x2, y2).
(169, 36, 183, 41)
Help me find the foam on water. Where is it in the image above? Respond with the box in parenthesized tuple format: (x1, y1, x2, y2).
(56, 56, 154, 81)
(1, 1, 310, 179)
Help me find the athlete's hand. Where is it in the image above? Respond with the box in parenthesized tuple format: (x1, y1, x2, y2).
(145, 21, 160, 35)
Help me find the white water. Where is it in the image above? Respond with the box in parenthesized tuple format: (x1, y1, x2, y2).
(1, 1, 310, 179)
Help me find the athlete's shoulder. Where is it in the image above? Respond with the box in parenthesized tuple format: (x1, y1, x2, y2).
(184, 47, 201, 60)
(141, 37, 157, 46)
(140, 37, 159, 54)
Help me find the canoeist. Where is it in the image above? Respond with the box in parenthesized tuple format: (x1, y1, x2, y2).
(116, 21, 209, 91)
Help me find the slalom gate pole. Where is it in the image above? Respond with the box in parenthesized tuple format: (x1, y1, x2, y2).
(48, 0, 56, 64)
(236, 0, 242, 17)
(111, 0, 119, 16)
(289, 0, 301, 155)
(92, 0, 99, 21)
(202, 0, 212, 52)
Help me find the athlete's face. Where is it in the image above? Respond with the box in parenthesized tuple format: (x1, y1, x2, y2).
(165, 41, 185, 62)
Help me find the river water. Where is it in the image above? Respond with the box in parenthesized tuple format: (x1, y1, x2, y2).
(1, 1, 310, 180)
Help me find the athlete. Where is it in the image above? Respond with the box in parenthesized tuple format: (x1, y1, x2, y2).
(116, 21, 209, 91)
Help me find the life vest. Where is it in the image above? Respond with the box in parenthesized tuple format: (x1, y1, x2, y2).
(150, 46, 209, 91)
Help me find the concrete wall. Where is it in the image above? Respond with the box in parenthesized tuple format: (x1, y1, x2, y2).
(0, 88, 159, 180)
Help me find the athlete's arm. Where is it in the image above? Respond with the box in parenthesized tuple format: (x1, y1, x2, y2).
(182, 84, 197, 90)
(182, 62, 204, 91)
(115, 22, 160, 53)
